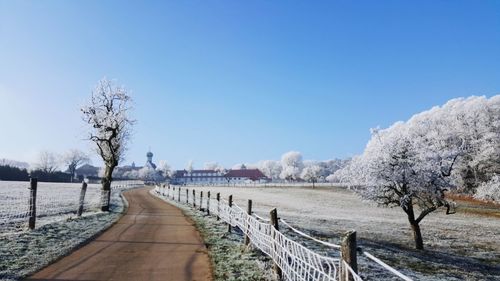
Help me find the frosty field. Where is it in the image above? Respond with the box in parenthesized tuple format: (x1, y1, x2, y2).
(0, 182, 130, 281)
(0, 181, 105, 233)
(186, 185, 500, 280)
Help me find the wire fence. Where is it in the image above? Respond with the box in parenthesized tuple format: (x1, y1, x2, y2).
(154, 184, 408, 281)
(0, 180, 143, 232)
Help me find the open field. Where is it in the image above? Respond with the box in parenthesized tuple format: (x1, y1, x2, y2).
(186, 185, 500, 280)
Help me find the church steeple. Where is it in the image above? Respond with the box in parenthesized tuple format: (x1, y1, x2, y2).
(145, 148, 156, 169)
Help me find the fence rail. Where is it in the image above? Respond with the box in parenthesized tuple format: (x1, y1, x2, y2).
(155, 184, 413, 281)
(0, 179, 143, 232)
(156, 184, 406, 281)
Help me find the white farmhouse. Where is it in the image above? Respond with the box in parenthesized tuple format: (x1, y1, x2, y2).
(172, 168, 268, 185)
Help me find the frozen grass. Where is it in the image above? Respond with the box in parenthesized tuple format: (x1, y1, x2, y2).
(151, 190, 276, 281)
(0, 181, 105, 232)
(0, 187, 128, 281)
(184, 185, 500, 281)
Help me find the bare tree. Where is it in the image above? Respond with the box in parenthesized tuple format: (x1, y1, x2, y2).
(34, 150, 59, 173)
(63, 149, 90, 182)
(81, 78, 134, 211)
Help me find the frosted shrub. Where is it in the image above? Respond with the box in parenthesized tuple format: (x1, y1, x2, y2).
(474, 175, 500, 202)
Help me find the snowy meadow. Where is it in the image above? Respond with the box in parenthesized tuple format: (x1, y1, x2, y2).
(0, 181, 104, 233)
(186, 184, 499, 280)
(0, 181, 136, 280)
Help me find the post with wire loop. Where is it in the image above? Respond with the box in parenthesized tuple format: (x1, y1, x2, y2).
(77, 181, 88, 217)
(227, 195, 233, 233)
(244, 199, 252, 245)
(28, 178, 38, 230)
(207, 191, 211, 215)
(216, 193, 221, 220)
(192, 189, 196, 208)
(270, 208, 282, 279)
(199, 191, 203, 211)
(341, 230, 358, 281)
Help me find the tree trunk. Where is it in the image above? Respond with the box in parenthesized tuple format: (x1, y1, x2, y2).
(101, 165, 114, 212)
(410, 221, 424, 250)
(404, 201, 424, 250)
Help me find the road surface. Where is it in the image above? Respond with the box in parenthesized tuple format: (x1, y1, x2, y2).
(27, 187, 212, 281)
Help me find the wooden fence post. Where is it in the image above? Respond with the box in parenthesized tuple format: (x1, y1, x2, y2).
(77, 181, 88, 217)
(270, 208, 282, 279)
(341, 230, 358, 281)
(178, 187, 181, 202)
(193, 189, 196, 208)
(199, 191, 203, 211)
(28, 178, 38, 230)
(186, 189, 189, 204)
(216, 193, 220, 220)
(207, 191, 211, 215)
(244, 199, 252, 245)
(227, 195, 233, 232)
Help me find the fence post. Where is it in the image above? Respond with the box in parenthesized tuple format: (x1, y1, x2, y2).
(186, 189, 189, 204)
(178, 187, 181, 202)
(244, 199, 252, 245)
(28, 178, 38, 230)
(207, 191, 211, 215)
(227, 195, 233, 232)
(270, 208, 282, 279)
(216, 193, 221, 220)
(199, 191, 203, 211)
(193, 190, 196, 208)
(341, 230, 358, 281)
(77, 181, 88, 217)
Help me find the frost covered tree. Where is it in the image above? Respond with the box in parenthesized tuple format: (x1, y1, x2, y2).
(158, 160, 172, 179)
(300, 164, 322, 188)
(443, 96, 500, 193)
(81, 78, 134, 211)
(343, 123, 458, 249)
(204, 162, 224, 171)
(280, 151, 303, 181)
(139, 166, 159, 182)
(63, 149, 90, 182)
(34, 151, 59, 173)
(335, 95, 500, 249)
(258, 160, 282, 180)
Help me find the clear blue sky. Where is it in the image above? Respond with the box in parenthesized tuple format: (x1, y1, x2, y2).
(1, 1, 499, 169)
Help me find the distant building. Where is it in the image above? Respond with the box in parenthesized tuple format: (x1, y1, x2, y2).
(145, 151, 157, 169)
(75, 150, 158, 180)
(172, 168, 268, 185)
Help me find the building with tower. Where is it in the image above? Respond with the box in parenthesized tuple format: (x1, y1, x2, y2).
(145, 151, 157, 169)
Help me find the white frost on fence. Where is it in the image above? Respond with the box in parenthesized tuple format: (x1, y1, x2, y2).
(155, 184, 363, 281)
(0, 180, 143, 232)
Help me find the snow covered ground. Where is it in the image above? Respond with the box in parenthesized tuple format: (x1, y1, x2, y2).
(0, 181, 104, 233)
(0, 181, 141, 233)
(0, 182, 135, 281)
(184, 185, 500, 281)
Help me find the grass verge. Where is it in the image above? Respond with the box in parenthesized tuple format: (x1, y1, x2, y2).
(150, 190, 275, 281)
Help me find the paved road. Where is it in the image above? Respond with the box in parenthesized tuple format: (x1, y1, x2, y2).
(27, 187, 212, 281)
